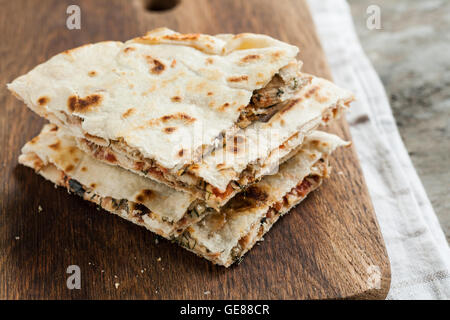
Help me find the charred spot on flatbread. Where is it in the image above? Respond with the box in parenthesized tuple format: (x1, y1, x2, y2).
(227, 75, 248, 83)
(147, 112, 196, 127)
(145, 55, 165, 75)
(271, 51, 284, 61)
(37, 96, 49, 106)
(219, 102, 230, 111)
(134, 189, 154, 203)
(68, 146, 78, 155)
(123, 47, 135, 53)
(68, 94, 102, 113)
(129, 202, 150, 216)
(304, 86, 319, 99)
(161, 113, 194, 123)
(122, 108, 135, 118)
(240, 54, 260, 63)
(48, 141, 60, 150)
(163, 127, 177, 134)
(162, 33, 201, 41)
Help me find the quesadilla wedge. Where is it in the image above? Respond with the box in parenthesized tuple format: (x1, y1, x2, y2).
(76, 73, 353, 209)
(20, 125, 348, 266)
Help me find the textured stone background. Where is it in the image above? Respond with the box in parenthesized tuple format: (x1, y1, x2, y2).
(347, 0, 449, 242)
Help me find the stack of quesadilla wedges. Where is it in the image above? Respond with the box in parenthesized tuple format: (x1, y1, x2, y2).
(9, 29, 354, 267)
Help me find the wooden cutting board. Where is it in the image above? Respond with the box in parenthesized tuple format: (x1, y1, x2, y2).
(0, 0, 391, 299)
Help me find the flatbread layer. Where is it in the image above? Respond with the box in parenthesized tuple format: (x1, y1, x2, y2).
(20, 126, 348, 266)
(9, 28, 301, 172)
(181, 131, 349, 266)
(76, 73, 353, 209)
(19, 124, 206, 238)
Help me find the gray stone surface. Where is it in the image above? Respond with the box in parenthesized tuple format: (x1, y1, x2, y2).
(348, 0, 449, 242)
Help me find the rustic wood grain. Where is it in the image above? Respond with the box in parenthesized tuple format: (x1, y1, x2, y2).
(0, 0, 391, 299)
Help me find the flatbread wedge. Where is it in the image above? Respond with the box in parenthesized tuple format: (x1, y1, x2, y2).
(75, 72, 353, 209)
(8, 28, 354, 209)
(19, 125, 349, 266)
(9, 28, 301, 170)
(178, 131, 349, 266)
(18, 124, 207, 238)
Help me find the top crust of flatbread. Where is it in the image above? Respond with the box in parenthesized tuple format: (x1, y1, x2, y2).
(8, 28, 299, 170)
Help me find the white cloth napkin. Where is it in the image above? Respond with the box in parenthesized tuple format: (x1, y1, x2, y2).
(307, 0, 450, 299)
